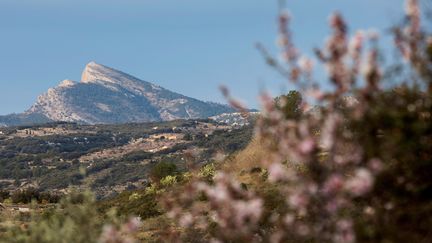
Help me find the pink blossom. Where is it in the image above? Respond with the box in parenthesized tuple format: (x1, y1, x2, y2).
(337, 219, 353, 231)
(179, 213, 194, 228)
(345, 168, 374, 196)
(298, 138, 316, 154)
(99, 225, 118, 243)
(284, 214, 295, 225)
(296, 224, 310, 236)
(364, 206, 375, 216)
(232, 199, 263, 226)
(334, 219, 355, 243)
(323, 174, 344, 194)
(268, 163, 288, 182)
(334, 232, 355, 243)
(349, 31, 364, 57)
(307, 88, 325, 100)
(405, 0, 419, 17)
(298, 56, 314, 76)
(325, 198, 345, 213)
(288, 192, 309, 209)
(276, 35, 289, 48)
(384, 202, 394, 210)
(368, 158, 384, 173)
(329, 12, 347, 33)
(321, 113, 342, 150)
(122, 217, 141, 233)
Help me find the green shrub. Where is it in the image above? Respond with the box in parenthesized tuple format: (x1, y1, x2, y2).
(2, 191, 102, 243)
(150, 161, 178, 182)
(160, 175, 177, 187)
(199, 163, 216, 181)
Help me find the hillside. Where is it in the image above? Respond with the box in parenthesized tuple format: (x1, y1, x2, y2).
(0, 119, 253, 198)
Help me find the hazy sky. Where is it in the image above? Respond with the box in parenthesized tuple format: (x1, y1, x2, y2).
(0, 0, 404, 115)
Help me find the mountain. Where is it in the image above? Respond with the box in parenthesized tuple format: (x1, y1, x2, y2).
(0, 62, 235, 126)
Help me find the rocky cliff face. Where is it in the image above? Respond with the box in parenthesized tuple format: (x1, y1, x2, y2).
(14, 62, 234, 125)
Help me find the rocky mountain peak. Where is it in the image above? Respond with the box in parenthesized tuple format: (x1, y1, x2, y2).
(0, 62, 236, 126)
(81, 61, 119, 84)
(59, 79, 77, 88)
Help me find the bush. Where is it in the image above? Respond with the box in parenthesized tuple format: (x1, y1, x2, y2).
(98, 190, 162, 220)
(4, 191, 102, 243)
(0, 190, 10, 203)
(10, 188, 62, 204)
(199, 163, 216, 182)
(122, 151, 152, 162)
(150, 161, 178, 182)
(160, 175, 177, 187)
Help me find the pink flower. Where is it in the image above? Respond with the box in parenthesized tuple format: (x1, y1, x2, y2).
(321, 113, 342, 150)
(405, 0, 419, 17)
(337, 219, 353, 231)
(268, 163, 287, 182)
(329, 12, 346, 33)
(296, 224, 310, 236)
(179, 213, 193, 228)
(284, 214, 295, 225)
(232, 199, 263, 226)
(288, 192, 309, 209)
(298, 138, 316, 154)
(368, 158, 384, 173)
(323, 174, 344, 194)
(349, 31, 364, 57)
(123, 217, 141, 233)
(298, 56, 314, 75)
(334, 219, 355, 243)
(325, 198, 345, 213)
(345, 168, 374, 196)
(364, 206, 375, 216)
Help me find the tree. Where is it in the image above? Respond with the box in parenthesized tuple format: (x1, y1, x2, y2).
(150, 161, 178, 182)
(274, 90, 303, 120)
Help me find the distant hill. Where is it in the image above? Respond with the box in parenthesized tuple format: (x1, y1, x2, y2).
(0, 62, 235, 126)
(0, 120, 253, 198)
(0, 113, 52, 127)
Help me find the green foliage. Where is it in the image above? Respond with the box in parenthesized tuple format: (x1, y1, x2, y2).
(274, 90, 303, 120)
(199, 163, 216, 181)
(183, 132, 193, 141)
(181, 172, 193, 182)
(150, 161, 178, 182)
(0, 120, 253, 192)
(122, 151, 152, 162)
(98, 189, 161, 220)
(91, 163, 148, 188)
(144, 184, 161, 196)
(195, 125, 253, 157)
(10, 188, 61, 204)
(128, 192, 141, 201)
(0, 190, 10, 203)
(160, 175, 177, 187)
(1, 191, 103, 243)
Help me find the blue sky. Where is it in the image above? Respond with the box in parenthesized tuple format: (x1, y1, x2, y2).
(0, 0, 404, 115)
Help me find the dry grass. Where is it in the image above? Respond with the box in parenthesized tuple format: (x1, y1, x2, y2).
(221, 137, 268, 185)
